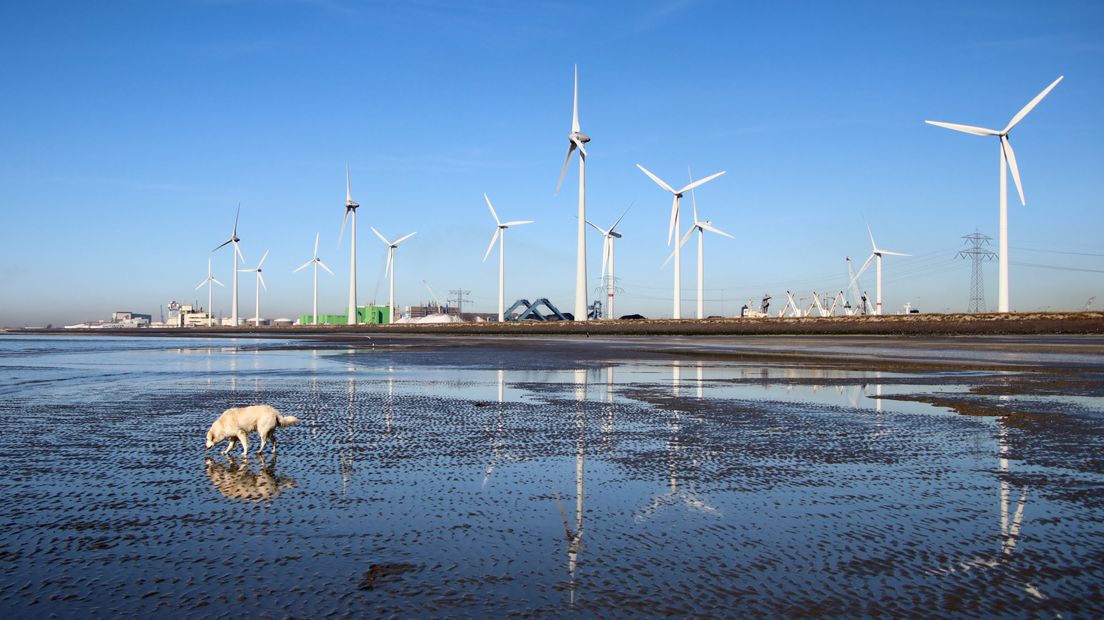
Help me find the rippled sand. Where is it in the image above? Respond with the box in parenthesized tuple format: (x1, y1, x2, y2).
(0, 335, 1101, 617)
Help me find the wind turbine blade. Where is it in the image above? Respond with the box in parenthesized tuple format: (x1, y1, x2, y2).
(661, 247, 676, 268)
(678, 171, 725, 194)
(501, 220, 534, 227)
(313, 232, 320, 257)
(601, 237, 610, 279)
(346, 162, 352, 203)
(338, 210, 348, 245)
(700, 222, 735, 239)
(258, 272, 267, 291)
(555, 143, 576, 195)
(609, 205, 630, 233)
(393, 231, 416, 246)
(235, 243, 245, 265)
(880, 250, 911, 257)
(371, 226, 390, 246)
(318, 260, 334, 275)
(1002, 135, 1026, 206)
(483, 229, 500, 263)
(212, 277, 224, 287)
(637, 164, 677, 194)
(867, 223, 877, 252)
(385, 250, 393, 277)
(1004, 75, 1063, 133)
(679, 227, 694, 248)
(294, 259, 313, 272)
(924, 120, 1000, 136)
(196, 279, 208, 290)
(585, 219, 607, 235)
(232, 202, 240, 237)
(257, 249, 269, 268)
(571, 135, 588, 158)
(667, 195, 679, 246)
(853, 254, 875, 283)
(484, 193, 501, 225)
(212, 239, 231, 252)
(572, 64, 581, 134)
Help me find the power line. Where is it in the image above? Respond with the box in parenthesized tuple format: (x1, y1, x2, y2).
(1010, 262, 1104, 274)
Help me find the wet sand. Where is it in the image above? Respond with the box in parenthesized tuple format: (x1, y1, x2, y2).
(0, 334, 1101, 616)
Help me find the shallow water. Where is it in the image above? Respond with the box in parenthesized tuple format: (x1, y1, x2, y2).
(0, 335, 1101, 617)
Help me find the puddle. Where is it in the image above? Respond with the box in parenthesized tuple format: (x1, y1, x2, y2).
(0, 334, 1101, 616)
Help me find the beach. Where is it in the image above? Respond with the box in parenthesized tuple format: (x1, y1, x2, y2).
(0, 333, 1101, 616)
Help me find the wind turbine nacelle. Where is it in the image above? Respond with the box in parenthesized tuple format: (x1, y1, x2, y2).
(346, 201, 359, 209)
(609, 231, 622, 238)
(571, 132, 591, 144)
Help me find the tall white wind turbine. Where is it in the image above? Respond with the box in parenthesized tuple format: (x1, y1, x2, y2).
(636, 164, 725, 319)
(294, 232, 334, 325)
(585, 208, 628, 319)
(850, 226, 909, 316)
(338, 163, 360, 325)
(664, 181, 735, 319)
(925, 75, 1063, 313)
(371, 227, 416, 324)
(482, 193, 533, 322)
(212, 204, 245, 326)
(239, 249, 269, 325)
(195, 257, 224, 327)
(556, 64, 592, 322)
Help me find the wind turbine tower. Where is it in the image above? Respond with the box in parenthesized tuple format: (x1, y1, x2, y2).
(339, 164, 360, 325)
(371, 227, 416, 324)
(195, 257, 224, 327)
(926, 76, 1063, 312)
(212, 204, 244, 326)
(240, 250, 268, 325)
(637, 164, 725, 319)
(586, 208, 628, 319)
(482, 193, 533, 322)
(294, 232, 334, 325)
(556, 65, 591, 322)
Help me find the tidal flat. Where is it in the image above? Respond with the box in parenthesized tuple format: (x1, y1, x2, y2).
(0, 334, 1102, 617)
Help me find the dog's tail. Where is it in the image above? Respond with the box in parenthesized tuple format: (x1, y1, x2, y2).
(277, 415, 299, 427)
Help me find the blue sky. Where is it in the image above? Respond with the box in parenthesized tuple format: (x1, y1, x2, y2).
(1, 0, 1102, 326)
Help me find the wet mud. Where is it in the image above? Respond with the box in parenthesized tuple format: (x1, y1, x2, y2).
(0, 334, 1101, 617)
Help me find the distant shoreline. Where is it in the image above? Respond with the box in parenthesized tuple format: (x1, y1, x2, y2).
(6, 311, 1104, 337)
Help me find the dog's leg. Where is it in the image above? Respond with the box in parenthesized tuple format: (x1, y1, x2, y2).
(268, 432, 277, 455)
(223, 437, 237, 455)
(257, 431, 266, 455)
(237, 432, 249, 457)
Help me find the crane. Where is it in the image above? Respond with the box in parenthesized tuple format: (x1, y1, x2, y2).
(423, 280, 444, 314)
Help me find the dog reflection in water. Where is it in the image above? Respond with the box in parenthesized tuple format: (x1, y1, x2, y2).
(204, 454, 297, 501)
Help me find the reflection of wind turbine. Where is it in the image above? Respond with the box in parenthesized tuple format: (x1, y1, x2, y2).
(555, 65, 592, 322)
(586, 208, 628, 320)
(212, 203, 245, 325)
(371, 227, 416, 324)
(553, 368, 588, 606)
(636, 164, 725, 319)
(635, 410, 720, 522)
(239, 250, 268, 326)
(195, 257, 224, 327)
(850, 225, 909, 315)
(293, 233, 334, 325)
(338, 163, 360, 325)
(482, 194, 534, 322)
(926, 76, 1062, 313)
(663, 172, 735, 319)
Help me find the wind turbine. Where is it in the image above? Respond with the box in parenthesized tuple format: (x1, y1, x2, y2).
(371, 227, 416, 324)
(663, 174, 735, 319)
(636, 164, 725, 319)
(482, 193, 533, 323)
(239, 250, 268, 326)
(585, 208, 628, 319)
(925, 75, 1063, 313)
(556, 64, 592, 322)
(212, 203, 245, 326)
(338, 163, 360, 325)
(194, 257, 224, 327)
(850, 226, 909, 316)
(293, 232, 334, 325)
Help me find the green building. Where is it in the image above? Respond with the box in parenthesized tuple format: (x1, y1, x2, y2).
(298, 305, 390, 325)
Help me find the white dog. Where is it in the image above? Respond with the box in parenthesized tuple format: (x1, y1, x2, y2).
(205, 405, 299, 456)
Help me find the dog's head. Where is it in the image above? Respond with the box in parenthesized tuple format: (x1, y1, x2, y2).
(205, 425, 219, 450)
